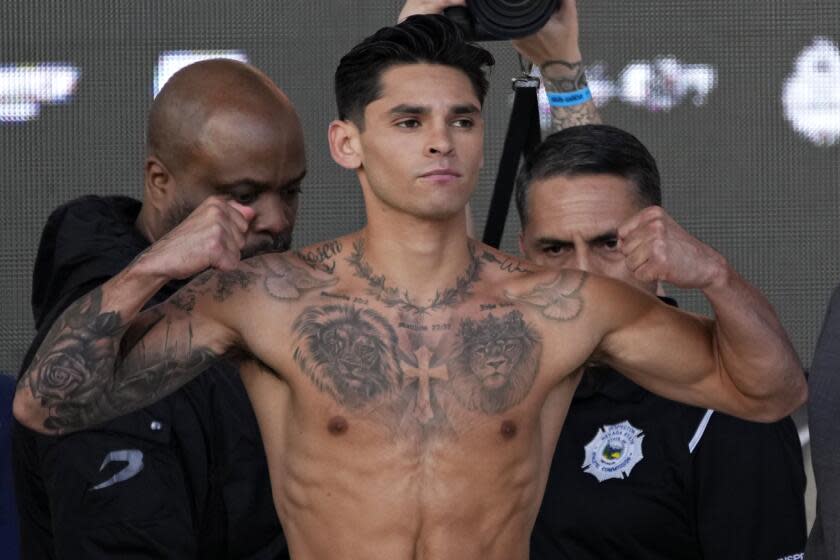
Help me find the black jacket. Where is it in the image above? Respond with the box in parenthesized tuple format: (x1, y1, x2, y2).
(14, 195, 288, 559)
(531, 297, 807, 560)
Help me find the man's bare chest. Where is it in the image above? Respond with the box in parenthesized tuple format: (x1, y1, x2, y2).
(281, 290, 544, 440)
(247, 241, 588, 440)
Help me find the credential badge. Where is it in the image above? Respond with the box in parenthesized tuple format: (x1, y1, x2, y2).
(582, 420, 644, 482)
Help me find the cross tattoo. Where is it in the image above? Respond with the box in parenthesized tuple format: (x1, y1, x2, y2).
(402, 346, 449, 424)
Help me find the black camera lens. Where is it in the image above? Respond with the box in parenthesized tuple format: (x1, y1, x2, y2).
(444, 0, 559, 42)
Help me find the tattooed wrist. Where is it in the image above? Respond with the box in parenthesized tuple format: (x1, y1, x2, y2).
(541, 60, 602, 131)
(540, 60, 588, 91)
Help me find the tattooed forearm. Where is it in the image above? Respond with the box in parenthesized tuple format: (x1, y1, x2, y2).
(18, 287, 222, 433)
(550, 102, 601, 130)
(541, 60, 588, 91)
(21, 289, 126, 420)
(347, 240, 482, 314)
(540, 59, 602, 131)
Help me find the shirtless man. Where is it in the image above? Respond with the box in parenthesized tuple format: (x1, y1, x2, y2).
(14, 15, 806, 560)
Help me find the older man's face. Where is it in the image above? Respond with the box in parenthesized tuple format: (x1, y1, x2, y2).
(519, 173, 656, 294)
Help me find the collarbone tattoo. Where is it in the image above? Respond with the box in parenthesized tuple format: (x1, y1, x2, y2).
(346, 239, 482, 315)
(294, 239, 343, 274)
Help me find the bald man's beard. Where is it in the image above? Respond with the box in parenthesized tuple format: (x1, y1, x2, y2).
(162, 201, 292, 259)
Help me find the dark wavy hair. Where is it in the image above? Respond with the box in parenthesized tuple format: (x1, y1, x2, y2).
(515, 124, 662, 227)
(335, 14, 495, 128)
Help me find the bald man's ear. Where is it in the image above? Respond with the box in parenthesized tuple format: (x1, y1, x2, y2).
(144, 156, 174, 209)
(329, 119, 362, 170)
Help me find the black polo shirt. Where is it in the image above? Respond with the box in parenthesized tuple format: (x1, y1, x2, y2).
(532, 357, 806, 559)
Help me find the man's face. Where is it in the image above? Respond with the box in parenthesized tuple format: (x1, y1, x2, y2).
(519, 173, 656, 293)
(355, 63, 484, 221)
(169, 107, 306, 258)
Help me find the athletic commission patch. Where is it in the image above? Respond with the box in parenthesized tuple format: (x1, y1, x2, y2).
(581, 420, 645, 482)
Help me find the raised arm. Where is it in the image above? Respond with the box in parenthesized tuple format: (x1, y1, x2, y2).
(512, 0, 602, 130)
(13, 197, 252, 435)
(596, 207, 806, 421)
(506, 260, 805, 422)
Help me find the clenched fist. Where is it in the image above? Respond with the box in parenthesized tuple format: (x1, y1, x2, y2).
(618, 206, 728, 290)
(139, 196, 256, 280)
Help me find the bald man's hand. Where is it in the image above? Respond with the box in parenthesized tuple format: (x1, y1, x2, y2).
(398, 0, 465, 22)
(139, 197, 255, 281)
(618, 206, 728, 290)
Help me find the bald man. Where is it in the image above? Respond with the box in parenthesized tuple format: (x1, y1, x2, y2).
(12, 59, 304, 560)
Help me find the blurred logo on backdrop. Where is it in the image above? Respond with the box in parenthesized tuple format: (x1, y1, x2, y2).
(783, 37, 840, 147)
(531, 57, 717, 130)
(153, 50, 249, 97)
(0, 63, 80, 123)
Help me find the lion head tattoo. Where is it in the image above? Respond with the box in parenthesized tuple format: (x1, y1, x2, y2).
(293, 304, 403, 410)
(449, 310, 540, 414)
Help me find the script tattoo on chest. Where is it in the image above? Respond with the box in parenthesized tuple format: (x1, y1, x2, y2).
(294, 240, 343, 274)
(480, 251, 532, 274)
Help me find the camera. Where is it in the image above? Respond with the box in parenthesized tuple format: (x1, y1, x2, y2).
(443, 0, 560, 42)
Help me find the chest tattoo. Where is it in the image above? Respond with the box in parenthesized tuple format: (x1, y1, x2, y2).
(292, 303, 542, 436)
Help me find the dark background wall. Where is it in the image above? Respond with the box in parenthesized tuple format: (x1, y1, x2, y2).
(1, 0, 838, 377)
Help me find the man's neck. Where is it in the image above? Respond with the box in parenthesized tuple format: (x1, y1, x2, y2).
(355, 216, 478, 309)
(134, 205, 162, 244)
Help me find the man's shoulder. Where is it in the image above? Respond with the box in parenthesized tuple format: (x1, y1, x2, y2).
(29, 194, 145, 332)
(45, 195, 140, 229)
(472, 244, 536, 280)
(492, 262, 602, 327)
(247, 240, 344, 277)
(227, 247, 340, 305)
(292, 237, 349, 275)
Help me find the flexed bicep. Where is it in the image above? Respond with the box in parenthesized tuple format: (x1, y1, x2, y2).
(16, 271, 238, 435)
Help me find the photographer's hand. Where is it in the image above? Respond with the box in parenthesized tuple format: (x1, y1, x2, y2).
(398, 0, 466, 22)
(512, 0, 601, 130)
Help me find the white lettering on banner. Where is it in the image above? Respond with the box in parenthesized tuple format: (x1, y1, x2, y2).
(0, 64, 80, 123)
